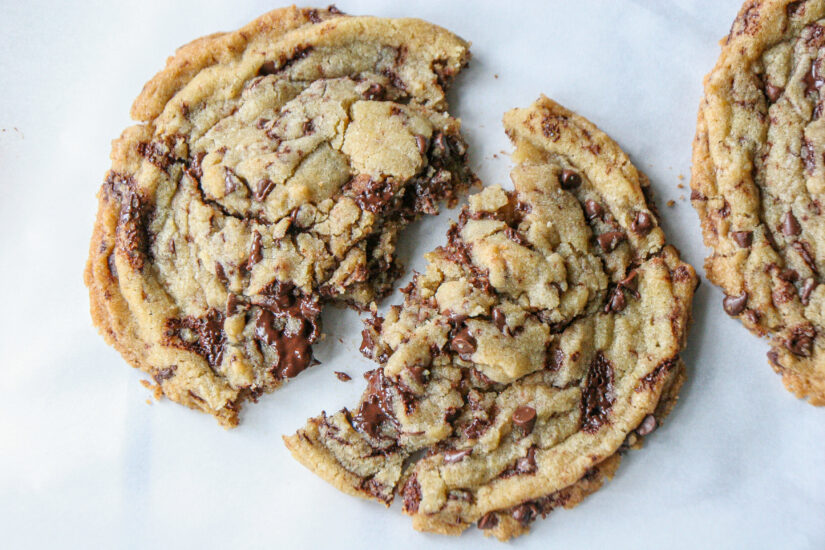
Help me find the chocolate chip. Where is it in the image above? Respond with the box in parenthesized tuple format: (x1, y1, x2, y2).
(226, 293, 242, 316)
(450, 326, 477, 358)
(512, 405, 537, 434)
(786, 325, 816, 357)
(765, 83, 784, 103)
(546, 348, 565, 371)
(584, 199, 603, 220)
(635, 414, 657, 436)
(401, 475, 421, 513)
(731, 230, 753, 248)
(722, 291, 748, 315)
(620, 270, 639, 293)
(255, 178, 275, 202)
(154, 365, 177, 382)
(215, 262, 228, 284)
(224, 167, 246, 195)
(247, 231, 263, 268)
(581, 352, 615, 433)
(491, 307, 509, 334)
(363, 82, 386, 100)
(334, 371, 351, 382)
(782, 211, 801, 236)
(631, 211, 654, 236)
(801, 278, 818, 305)
(444, 449, 472, 464)
(559, 169, 582, 189)
(605, 286, 627, 313)
(779, 268, 799, 282)
(597, 231, 626, 252)
(512, 503, 538, 526)
(258, 61, 278, 76)
(477, 512, 499, 530)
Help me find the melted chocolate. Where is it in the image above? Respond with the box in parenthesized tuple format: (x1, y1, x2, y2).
(164, 309, 226, 368)
(580, 352, 615, 433)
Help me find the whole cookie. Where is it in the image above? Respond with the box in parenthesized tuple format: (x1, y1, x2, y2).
(84, 6, 475, 427)
(692, 0, 825, 404)
(285, 97, 697, 540)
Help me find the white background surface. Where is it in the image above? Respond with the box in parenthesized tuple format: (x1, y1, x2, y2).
(1, 1, 823, 548)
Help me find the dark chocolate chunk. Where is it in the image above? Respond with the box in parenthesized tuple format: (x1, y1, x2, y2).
(782, 211, 802, 236)
(353, 369, 397, 437)
(254, 282, 322, 379)
(722, 291, 748, 316)
(731, 230, 753, 248)
(581, 352, 615, 433)
(477, 512, 499, 530)
(163, 309, 226, 368)
(779, 268, 799, 282)
(247, 231, 263, 268)
(401, 475, 421, 513)
(224, 167, 242, 194)
(255, 178, 275, 202)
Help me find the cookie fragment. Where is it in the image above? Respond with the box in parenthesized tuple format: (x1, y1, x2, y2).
(691, 0, 825, 405)
(285, 96, 697, 540)
(85, 7, 475, 427)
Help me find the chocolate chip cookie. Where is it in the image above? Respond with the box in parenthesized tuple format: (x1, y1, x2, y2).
(84, 6, 475, 427)
(285, 96, 697, 540)
(692, 0, 825, 404)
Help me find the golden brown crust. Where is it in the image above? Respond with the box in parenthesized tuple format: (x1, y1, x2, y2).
(130, 7, 339, 121)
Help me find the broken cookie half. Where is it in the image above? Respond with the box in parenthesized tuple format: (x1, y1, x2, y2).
(285, 96, 697, 540)
(85, 7, 475, 427)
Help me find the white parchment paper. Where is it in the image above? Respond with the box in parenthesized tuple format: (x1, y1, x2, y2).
(1, 1, 823, 548)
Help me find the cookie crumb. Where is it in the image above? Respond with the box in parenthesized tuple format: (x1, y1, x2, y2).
(335, 371, 352, 381)
(666, 200, 676, 208)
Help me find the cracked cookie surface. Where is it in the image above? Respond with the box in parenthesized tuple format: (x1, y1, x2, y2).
(285, 96, 697, 540)
(84, 6, 474, 427)
(692, 0, 825, 404)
